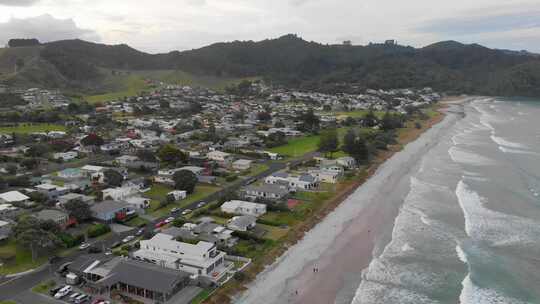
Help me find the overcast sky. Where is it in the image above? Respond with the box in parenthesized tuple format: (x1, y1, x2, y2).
(0, 0, 539, 53)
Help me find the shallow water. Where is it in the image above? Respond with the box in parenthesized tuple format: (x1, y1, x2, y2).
(353, 97, 540, 304)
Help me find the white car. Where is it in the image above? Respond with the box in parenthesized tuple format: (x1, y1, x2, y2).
(78, 243, 91, 250)
(181, 209, 192, 216)
(196, 202, 206, 208)
(122, 235, 135, 243)
(69, 292, 80, 302)
(54, 286, 72, 299)
(165, 217, 175, 223)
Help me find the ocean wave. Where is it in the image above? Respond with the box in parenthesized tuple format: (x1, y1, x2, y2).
(490, 135, 527, 149)
(449, 147, 496, 166)
(459, 275, 529, 304)
(353, 281, 438, 304)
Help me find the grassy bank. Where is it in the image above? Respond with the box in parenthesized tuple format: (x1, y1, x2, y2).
(0, 240, 48, 275)
(205, 105, 446, 303)
(0, 123, 66, 134)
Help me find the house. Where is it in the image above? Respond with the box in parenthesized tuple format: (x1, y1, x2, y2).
(168, 190, 187, 201)
(0, 191, 30, 205)
(190, 222, 236, 247)
(178, 166, 205, 176)
(115, 155, 139, 165)
(90, 201, 134, 223)
(309, 169, 341, 184)
(207, 151, 234, 167)
(243, 184, 289, 201)
(68, 255, 192, 303)
(0, 220, 12, 241)
(0, 203, 20, 219)
(80, 165, 106, 178)
(123, 178, 151, 192)
(35, 183, 69, 200)
(57, 193, 95, 207)
(34, 209, 72, 229)
(265, 172, 319, 190)
(221, 200, 267, 217)
(232, 159, 253, 171)
(53, 151, 78, 161)
(125, 197, 151, 212)
(227, 215, 257, 232)
(102, 186, 139, 201)
(336, 156, 356, 169)
(57, 168, 83, 179)
(133, 233, 232, 282)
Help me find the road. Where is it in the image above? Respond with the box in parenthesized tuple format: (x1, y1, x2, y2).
(0, 152, 316, 301)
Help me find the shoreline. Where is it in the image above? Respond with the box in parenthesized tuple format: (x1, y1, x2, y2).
(208, 98, 464, 304)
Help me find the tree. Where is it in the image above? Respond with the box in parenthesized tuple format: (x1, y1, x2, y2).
(14, 217, 61, 260)
(21, 158, 39, 170)
(103, 169, 124, 187)
(5, 164, 17, 175)
(64, 200, 92, 222)
(136, 149, 157, 162)
(159, 100, 170, 109)
(342, 130, 370, 165)
(381, 112, 404, 131)
(362, 111, 379, 127)
(81, 133, 104, 147)
(318, 129, 339, 157)
(257, 111, 272, 122)
(172, 170, 198, 194)
(25, 143, 49, 157)
(299, 108, 320, 132)
(157, 144, 187, 164)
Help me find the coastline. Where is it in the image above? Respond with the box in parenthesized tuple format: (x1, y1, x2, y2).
(207, 98, 464, 304)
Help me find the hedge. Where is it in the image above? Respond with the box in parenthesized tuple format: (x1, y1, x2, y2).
(87, 223, 111, 238)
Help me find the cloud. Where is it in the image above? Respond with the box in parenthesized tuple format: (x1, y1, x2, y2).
(0, 14, 100, 45)
(0, 0, 39, 6)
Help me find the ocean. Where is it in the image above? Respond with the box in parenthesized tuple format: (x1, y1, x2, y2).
(353, 97, 540, 303)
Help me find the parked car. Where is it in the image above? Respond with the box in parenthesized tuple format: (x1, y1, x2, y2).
(104, 250, 113, 256)
(69, 292, 81, 302)
(122, 235, 135, 243)
(170, 207, 180, 214)
(49, 286, 63, 296)
(75, 294, 90, 304)
(196, 201, 206, 208)
(78, 243, 91, 250)
(181, 209, 192, 215)
(110, 241, 121, 248)
(54, 285, 72, 299)
(165, 217, 175, 223)
(88, 246, 102, 253)
(135, 228, 145, 236)
(155, 220, 167, 228)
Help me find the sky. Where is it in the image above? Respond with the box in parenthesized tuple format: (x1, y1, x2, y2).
(0, 0, 539, 53)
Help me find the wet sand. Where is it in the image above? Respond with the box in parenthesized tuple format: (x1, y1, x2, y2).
(236, 102, 466, 304)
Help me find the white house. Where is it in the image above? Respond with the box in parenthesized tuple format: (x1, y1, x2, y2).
(336, 156, 356, 169)
(168, 190, 187, 201)
(102, 186, 139, 201)
(133, 233, 232, 282)
(207, 151, 234, 166)
(0, 203, 19, 218)
(35, 184, 69, 200)
(308, 169, 341, 184)
(232, 159, 252, 171)
(115, 155, 139, 165)
(125, 196, 151, 212)
(53, 151, 78, 161)
(0, 191, 30, 204)
(221, 200, 267, 217)
(0, 220, 12, 241)
(227, 215, 257, 232)
(265, 172, 319, 190)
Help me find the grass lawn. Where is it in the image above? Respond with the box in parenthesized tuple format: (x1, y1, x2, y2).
(190, 289, 212, 304)
(270, 127, 351, 158)
(85, 74, 152, 104)
(0, 240, 48, 275)
(258, 224, 289, 241)
(146, 184, 221, 217)
(125, 216, 149, 228)
(0, 301, 18, 304)
(233, 239, 276, 260)
(246, 164, 269, 176)
(0, 123, 66, 134)
(32, 280, 56, 294)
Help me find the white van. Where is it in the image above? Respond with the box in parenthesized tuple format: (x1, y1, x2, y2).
(54, 285, 72, 298)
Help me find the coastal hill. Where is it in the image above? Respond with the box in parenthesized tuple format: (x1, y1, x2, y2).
(1, 34, 540, 97)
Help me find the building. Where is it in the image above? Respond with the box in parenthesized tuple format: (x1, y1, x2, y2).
(80, 165, 106, 178)
(0, 191, 30, 204)
(57, 193, 95, 207)
(0, 203, 19, 219)
(125, 197, 151, 212)
(57, 168, 83, 179)
(53, 151, 78, 161)
(133, 233, 232, 282)
(168, 190, 187, 201)
(336, 156, 356, 169)
(221, 200, 267, 217)
(232, 159, 253, 171)
(68, 255, 192, 303)
(90, 201, 134, 223)
(102, 186, 139, 201)
(243, 184, 289, 201)
(207, 151, 234, 167)
(0, 220, 12, 241)
(227, 215, 257, 232)
(35, 183, 69, 200)
(34, 209, 72, 228)
(265, 172, 319, 191)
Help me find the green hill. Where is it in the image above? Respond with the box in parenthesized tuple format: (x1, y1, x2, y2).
(1, 35, 540, 98)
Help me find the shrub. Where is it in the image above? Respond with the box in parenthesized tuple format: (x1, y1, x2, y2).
(232, 231, 265, 244)
(225, 175, 238, 182)
(256, 219, 281, 227)
(87, 223, 111, 238)
(59, 233, 84, 248)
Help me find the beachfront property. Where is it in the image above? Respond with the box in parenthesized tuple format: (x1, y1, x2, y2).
(221, 200, 267, 217)
(227, 215, 257, 232)
(243, 184, 289, 201)
(265, 172, 319, 191)
(133, 233, 232, 282)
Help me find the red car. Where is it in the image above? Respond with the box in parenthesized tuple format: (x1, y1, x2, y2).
(154, 220, 167, 228)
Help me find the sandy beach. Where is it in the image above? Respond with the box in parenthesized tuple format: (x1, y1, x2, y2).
(235, 99, 468, 304)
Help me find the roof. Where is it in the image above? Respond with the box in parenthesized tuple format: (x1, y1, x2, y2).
(81, 165, 105, 172)
(299, 174, 316, 183)
(229, 215, 257, 228)
(271, 172, 289, 178)
(245, 184, 289, 196)
(98, 259, 190, 294)
(90, 200, 130, 214)
(0, 191, 29, 203)
(221, 200, 265, 211)
(233, 159, 253, 165)
(35, 209, 68, 221)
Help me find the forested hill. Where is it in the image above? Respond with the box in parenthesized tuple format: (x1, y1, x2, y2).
(2, 34, 540, 97)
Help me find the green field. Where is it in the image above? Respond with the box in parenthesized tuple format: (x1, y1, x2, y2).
(270, 127, 351, 158)
(31, 280, 56, 294)
(146, 183, 222, 217)
(83, 69, 259, 103)
(0, 240, 48, 275)
(0, 123, 66, 134)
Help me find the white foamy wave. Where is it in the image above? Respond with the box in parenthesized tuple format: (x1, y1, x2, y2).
(401, 243, 414, 252)
(460, 275, 529, 304)
(498, 146, 539, 156)
(455, 180, 540, 247)
(353, 281, 438, 304)
(490, 135, 527, 149)
(456, 245, 468, 264)
(449, 147, 496, 166)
